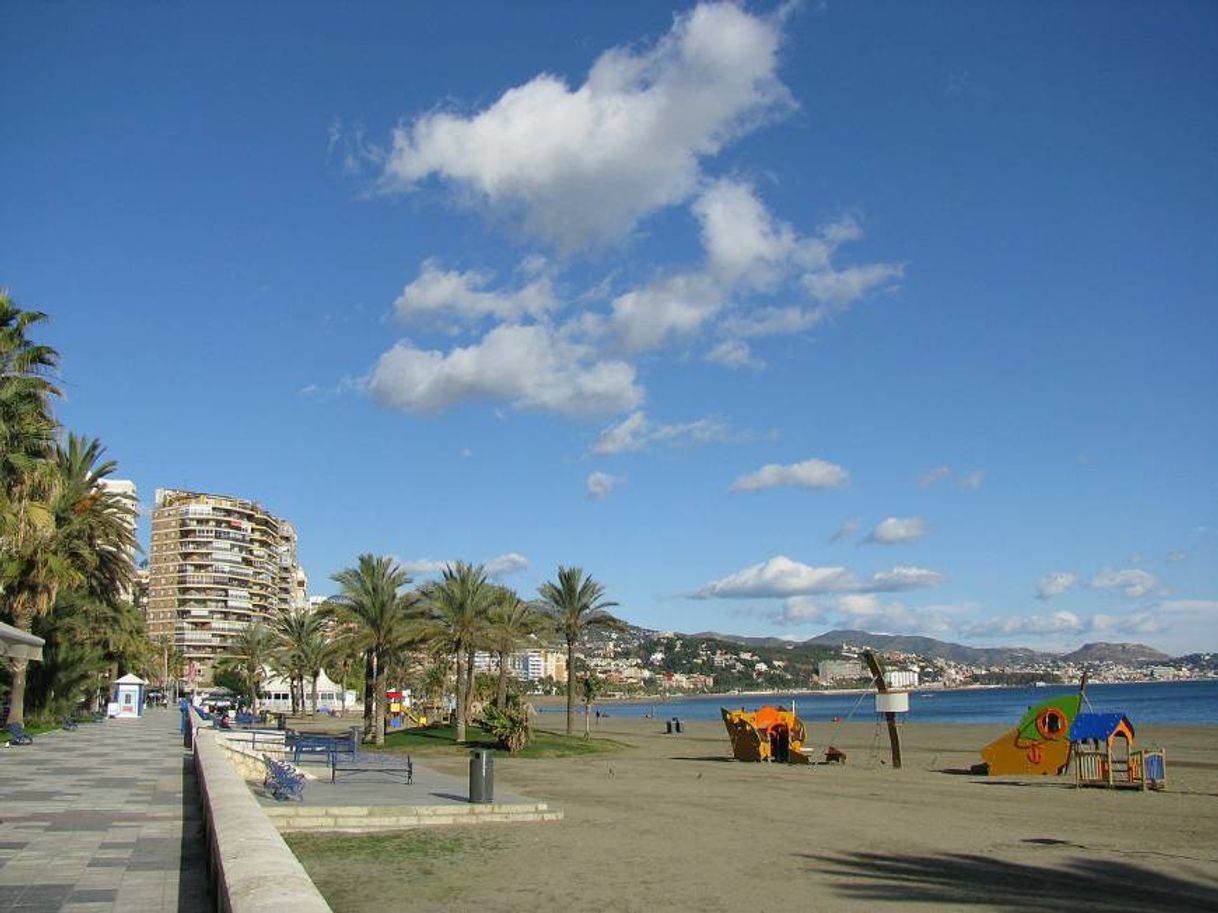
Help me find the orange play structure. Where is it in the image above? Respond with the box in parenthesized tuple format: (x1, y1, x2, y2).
(978, 677, 1087, 776)
(721, 705, 814, 764)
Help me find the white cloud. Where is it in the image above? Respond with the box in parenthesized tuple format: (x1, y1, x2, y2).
(484, 552, 529, 577)
(693, 178, 812, 288)
(609, 272, 723, 354)
(779, 593, 954, 636)
(829, 519, 861, 544)
(399, 557, 449, 576)
(958, 469, 984, 491)
(918, 465, 950, 488)
(1090, 568, 1164, 600)
(400, 553, 528, 579)
(866, 517, 928, 545)
(730, 457, 849, 493)
(368, 323, 642, 416)
(695, 556, 853, 598)
(704, 338, 763, 370)
(1036, 571, 1079, 601)
(868, 566, 945, 591)
(394, 259, 555, 324)
(380, 2, 792, 251)
(592, 411, 649, 455)
(591, 410, 737, 455)
(801, 262, 904, 306)
(964, 610, 1086, 637)
(1166, 550, 1187, 563)
(586, 471, 624, 499)
(694, 555, 944, 599)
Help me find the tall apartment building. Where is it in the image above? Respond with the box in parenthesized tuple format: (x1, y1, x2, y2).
(472, 648, 568, 684)
(146, 488, 305, 684)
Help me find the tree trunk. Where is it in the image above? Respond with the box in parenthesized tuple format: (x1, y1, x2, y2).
(5, 657, 28, 726)
(362, 652, 374, 739)
(584, 700, 591, 737)
(311, 673, 319, 716)
(372, 651, 385, 746)
(496, 650, 510, 709)
(565, 639, 576, 736)
(454, 650, 467, 743)
(464, 646, 476, 720)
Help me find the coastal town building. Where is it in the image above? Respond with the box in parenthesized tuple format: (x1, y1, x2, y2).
(818, 658, 864, 681)
(146, 488, 305, 685)
(472, 648, 568, 683)
(885, 669, 920, 689)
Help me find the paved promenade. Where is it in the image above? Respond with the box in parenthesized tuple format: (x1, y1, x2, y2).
(0, 708, 208, 913)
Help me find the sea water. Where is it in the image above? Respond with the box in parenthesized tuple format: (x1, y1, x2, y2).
(539, 679, 1218, 726)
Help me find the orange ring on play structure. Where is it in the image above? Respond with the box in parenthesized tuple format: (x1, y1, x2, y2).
(1035, 708, 1067, 740)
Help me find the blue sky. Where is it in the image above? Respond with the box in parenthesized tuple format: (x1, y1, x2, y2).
(3, 1, 1216, 655)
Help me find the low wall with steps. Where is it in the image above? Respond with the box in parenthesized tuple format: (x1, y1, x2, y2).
(265, 801, 562, 833)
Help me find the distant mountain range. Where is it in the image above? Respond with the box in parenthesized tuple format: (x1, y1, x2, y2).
(687, 628, 1172, 666)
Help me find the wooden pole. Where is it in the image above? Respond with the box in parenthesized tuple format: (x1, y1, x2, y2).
(862, 650, 902, 769)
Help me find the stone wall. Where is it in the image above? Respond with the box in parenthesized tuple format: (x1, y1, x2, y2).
(191, 712, 332, 913)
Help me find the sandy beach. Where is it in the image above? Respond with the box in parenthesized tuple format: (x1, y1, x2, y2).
(295, 717, 1218, 912)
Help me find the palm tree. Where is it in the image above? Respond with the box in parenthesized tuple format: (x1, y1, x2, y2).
(419, 561, 495, 743)
(216, 622, 277, 713)
(0, 294, 61, 725)
(324, 555, 416, 745)
(537, 565, 622, 736)
(273, 606, 315, 713)
(485, 588, 548, 709)
(579, 673, 606, 738)
(2, 435, 135, 724)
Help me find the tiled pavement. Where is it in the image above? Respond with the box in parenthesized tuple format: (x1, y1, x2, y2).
(0, 708, 208, 912)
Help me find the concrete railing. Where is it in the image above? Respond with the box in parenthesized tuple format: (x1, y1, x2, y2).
(190, 711, 332, 913)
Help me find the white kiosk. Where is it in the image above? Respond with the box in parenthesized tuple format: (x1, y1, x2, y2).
(110, 673, 148, 718)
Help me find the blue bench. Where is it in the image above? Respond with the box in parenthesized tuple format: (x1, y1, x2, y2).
(234, 712, 256, 727)
(331, 752, 413, 785)
(287, 731, 357, 765)
(262, 755, 306, 801)
(62, 716, 79, 731)
(6, 722, 33, 745)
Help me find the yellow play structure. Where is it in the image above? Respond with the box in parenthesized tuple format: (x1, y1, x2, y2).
(721, 705, 814, 764)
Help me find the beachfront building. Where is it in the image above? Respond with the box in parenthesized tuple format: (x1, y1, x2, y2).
(146, 488, 306, 685)
(818, 658, 864, 682)
(260, 668, 358, 714)
(885, 669, 920, 689)
(472, 648, 568, 684)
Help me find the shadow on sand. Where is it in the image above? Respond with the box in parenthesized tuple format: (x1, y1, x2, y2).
(797, 850, 1218, 912)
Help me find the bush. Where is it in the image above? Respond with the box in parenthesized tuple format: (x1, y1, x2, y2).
(479, 698, 531, 754)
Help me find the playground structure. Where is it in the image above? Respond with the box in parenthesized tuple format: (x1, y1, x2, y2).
(978, 678, 1086, 776)
(721, 705, 814, 764)
(1069, 713, 1166, 790)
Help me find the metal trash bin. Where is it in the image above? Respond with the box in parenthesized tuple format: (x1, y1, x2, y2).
(674, 718, 683, 734)
(469, 748, 494, 804)
(276, 713, 287, 731)
(665, 720, 673, 734)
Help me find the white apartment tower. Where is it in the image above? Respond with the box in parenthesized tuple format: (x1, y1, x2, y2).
(147, 488, 305, 683)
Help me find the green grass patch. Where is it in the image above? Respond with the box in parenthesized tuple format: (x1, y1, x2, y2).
(286, 829, 502, 910)
(376, 724, 624, 759)
(286, 829, 490, 863)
